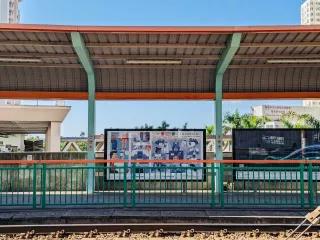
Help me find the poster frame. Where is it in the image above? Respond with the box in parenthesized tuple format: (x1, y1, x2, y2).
(232, 128, 308, 161)
(104, 128, 207, 181)
(232, 128, 320, 181)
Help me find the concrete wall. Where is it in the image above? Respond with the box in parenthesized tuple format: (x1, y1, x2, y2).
(0, 134, 24, 152)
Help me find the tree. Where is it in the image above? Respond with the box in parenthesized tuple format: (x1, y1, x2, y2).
(205, 125, 215, 136)
(223, 110, 270, 133)
(141, 123, 154, 130)
(305, 114, 320, 128)
(182, 122, 188, 129)
(134, 123, 154, 129)
(158, 121, 170, 129)
(280, 111, 320, 128)
(223, 110, 242, 133)
(241, 114, 270, 128)
(26, 135, 40, 141)
(80, 131, 85, 137)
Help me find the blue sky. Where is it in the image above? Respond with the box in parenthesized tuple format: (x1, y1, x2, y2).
(20, 0, 303, 137)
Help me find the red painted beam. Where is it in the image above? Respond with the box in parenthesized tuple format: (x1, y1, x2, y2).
(1, 24, 320, 34)
(1, 91, 320, 100)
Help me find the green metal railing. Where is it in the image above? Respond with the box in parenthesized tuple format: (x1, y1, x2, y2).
(0, 160, 319, 208)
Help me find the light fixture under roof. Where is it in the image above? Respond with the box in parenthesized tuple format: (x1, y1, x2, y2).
(267, 59, 320, 64)
(126, 59, 182, 64)
(0, 57, 42, 63)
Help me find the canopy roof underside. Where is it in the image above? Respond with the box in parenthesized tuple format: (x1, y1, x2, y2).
(1, 24, 320, 100)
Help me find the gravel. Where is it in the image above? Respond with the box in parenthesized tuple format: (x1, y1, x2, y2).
(0, 231, 319, 240)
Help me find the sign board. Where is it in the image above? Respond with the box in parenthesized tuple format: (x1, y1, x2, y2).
(104, 129, 206, 180)
(233, 129, 320, 180)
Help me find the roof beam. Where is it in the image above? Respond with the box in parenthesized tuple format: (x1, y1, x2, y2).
(240, 41, 320, 48)
(0, 40, 225, 49)
(1, 90, 320, 101)
(0, 63, 81, 68)
(0, 53, 220, 60)
(1, 39, 320, 49)
(229, 64, 320, 68)
(2, 63, 320, 69)
(0, 40, 71, 47)
(1, 52, 320, 61)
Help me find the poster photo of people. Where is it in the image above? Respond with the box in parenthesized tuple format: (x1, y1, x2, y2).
(104, 129, 205, 180)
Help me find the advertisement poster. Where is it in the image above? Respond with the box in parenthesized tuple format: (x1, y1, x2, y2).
(104, 129, 205, 180)
(233, 129, 320, 180)
(233, 129, 302, 161)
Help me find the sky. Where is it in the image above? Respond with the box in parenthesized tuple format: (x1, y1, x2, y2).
(19, 0, 304, 137)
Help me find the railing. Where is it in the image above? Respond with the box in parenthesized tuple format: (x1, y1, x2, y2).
(0, 159, 318, 209)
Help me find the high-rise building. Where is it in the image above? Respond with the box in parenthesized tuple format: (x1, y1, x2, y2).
(301, 0, 320, 25)
(0, 0, 21, 24)
(301, 1, 320, 106)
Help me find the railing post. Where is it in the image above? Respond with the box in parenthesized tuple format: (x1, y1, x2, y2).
(131, 163, 136, 207)
(32, 164, 37, 209)
(308, 163, 314, 209)
(210, 163, 215, 207)
(41, 164, 46, 209)
(300, 163, 305, 208)
(123, 162, 128, 207)
(220, 163, 225, 207)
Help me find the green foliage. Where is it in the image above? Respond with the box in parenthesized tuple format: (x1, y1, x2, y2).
(137, 123, 154, 130)
(182, 122, 188, 129)
(26, 136, 41, 141)
(205, 125, 215, 136)
(158, 121, 170, 130)
(280, 111, 320, 128)
(223, 110, 270, 133)
(77, 141, 87, 151)
(135, 121, 189, 130)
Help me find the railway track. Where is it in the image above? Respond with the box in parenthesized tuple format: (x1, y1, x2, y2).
(0, 223, 318, 234)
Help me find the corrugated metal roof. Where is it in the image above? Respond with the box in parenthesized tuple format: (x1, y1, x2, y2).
(1, 24, 320, 99)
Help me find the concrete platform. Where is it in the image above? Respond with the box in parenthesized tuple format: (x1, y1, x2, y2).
(0, 208, 309, 226)
(0, 192, 312, 209)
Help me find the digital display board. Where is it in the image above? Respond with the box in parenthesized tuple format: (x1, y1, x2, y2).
(233, 129, 320, 180)
(233, 129, 302, 161)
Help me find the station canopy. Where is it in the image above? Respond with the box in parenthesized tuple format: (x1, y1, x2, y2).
(1, 24, 320, 100)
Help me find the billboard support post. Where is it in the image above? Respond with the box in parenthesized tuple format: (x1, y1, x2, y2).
(308, 163, 314, 208)
(214, 33, 241, 193)
(300, 163, 305, 208)
(71, 32, 96, 194)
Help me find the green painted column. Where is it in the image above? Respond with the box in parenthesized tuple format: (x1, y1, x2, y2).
(214, 33, 242, 193)
(71, 32, 96, 194)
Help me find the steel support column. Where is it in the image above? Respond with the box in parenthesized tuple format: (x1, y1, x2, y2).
(214, 33, 241, 193)
(71, 32, 96, 194)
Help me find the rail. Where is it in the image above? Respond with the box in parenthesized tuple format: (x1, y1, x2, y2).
(0, 159, 318, 209)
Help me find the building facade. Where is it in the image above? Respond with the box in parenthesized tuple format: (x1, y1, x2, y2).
(301, 0, 320, 25)
(301, 1, 320, 106)
(0, 0, 21, 23)
(0, 104, 71, 152)
(252, 105, 320, 128)
(302, 100, 320, 107)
